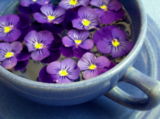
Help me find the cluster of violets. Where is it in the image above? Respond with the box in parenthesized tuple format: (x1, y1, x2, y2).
(0, 0, 133, 84)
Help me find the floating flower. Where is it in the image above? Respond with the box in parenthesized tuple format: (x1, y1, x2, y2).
(90, 0, 124, 24)
(94, 26, 133, 58)
(62, 30, 94, 50)
(24, 30, 54, 61)
(20, 0, 50, 7)
(0, 42, 23, 69)
(78, 52, 111, 79)
(59, 0, 89, 9)
(72, 7, 98, 30)
(34, 5, 65, 24)
(47, 58, 80, 83)
(38, 66, 57, 83)
(0, 14, 21, 42)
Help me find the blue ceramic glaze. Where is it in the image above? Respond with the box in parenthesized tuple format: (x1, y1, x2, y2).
(0, 0, 160, 110)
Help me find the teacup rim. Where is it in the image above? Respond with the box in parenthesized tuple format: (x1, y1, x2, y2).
(0, 0, 147, 89)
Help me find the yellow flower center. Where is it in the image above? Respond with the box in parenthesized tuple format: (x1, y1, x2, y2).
(88, 64, 97, 70)
(100, 5, 108, 11)
(5, 52, 14, 58)
(34, 42, 44, 49)
(47, 15, 56, 22)
(69, 0, 78, 5)
(82, 19, 91, 26)
(4, 26, 13, 33)
(112, 39, 120, 47)
(74, 40, 82, 45)
(59, 70, 69, 76)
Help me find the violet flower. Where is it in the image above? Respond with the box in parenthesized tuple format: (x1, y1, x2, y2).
(72, 7, 98, 30)
(0, 14, 21, 42)
(94, 26, 133, 58)
(59, 0, 89, 10)
(34, 5, 65, 24)
(0, 42, 23, 69)
(78, 52, 111, 79)
(24, 30, 54, 61)
(62, 30, 94, 50)
(20, 0, 50, 7)
(90, 0, 124, 24)
(47, 58, 80, 84)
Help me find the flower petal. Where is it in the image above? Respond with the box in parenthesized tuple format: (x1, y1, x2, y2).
(108, 0, 122, 11)
(11, 42, 23, 54)
(97, 40, 112, 54)
(82, 70, 99, 79)
(1, 57, 17, 69)
(31, 48, 50, 61)
(33, 13, 47, 23)
(62, 36, 74, 47)
(46, 61, 61, 75)
(61, 58, 76, 70)
(95, 56, 111, 68)
(68, 68, 80, 80)
(80, 39, 94, 50)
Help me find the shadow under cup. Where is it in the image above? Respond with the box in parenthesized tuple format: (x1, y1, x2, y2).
(1, 0, 157, 110)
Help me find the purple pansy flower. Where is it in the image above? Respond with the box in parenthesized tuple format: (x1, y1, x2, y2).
(91, 0, 124, 24)
(94, 26, 133, 58)
(59, 0, 89, 10)
(0, 42, 23, 69)
(78, 52, 111, 79)
(0, 14, 21, 42)
(24, 30, 54, 61)
(47, 59, 80, 84)
(34, 5, 65, 24)
(62, 30, 94, 50)
(72, 7, 98, 30)
(20, 0, 50, 7)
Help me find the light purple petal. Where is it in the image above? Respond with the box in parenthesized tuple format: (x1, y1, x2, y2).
(7, 14, 20, 25)
(78, 52, 96, 71)
(95, 56, 111, 68)
(62, 36, 74, 47)
(11, 42, 23, 54)
(33, 13, 47, 23)
(31, 48, 50, 61)
(90, 0, 110, 7)
(3, 29, 21, 42)
(72, 18, 84, 30)
(82, 70, 99, 79)
(68, 68, 80, 80)
(61, 58, 76, 70)
(1, 57, 17, 69)
(80, 39, 94, 50)
(47, 61, 61, 75)
(20, 0, 31, 7)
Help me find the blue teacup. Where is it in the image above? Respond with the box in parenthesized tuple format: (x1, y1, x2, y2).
(0, 0, 160, 110)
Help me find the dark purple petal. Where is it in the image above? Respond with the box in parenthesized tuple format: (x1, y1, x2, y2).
(62, 36, 74, 47)
(14, 60, 29, 71)
(97, 40, 112, 54)
(46, 61, 61, 75)
(1, 57, 17, 69)
(41, 50, 61, 63)
(73, 47, 87, 58)
(90, 0, 110, 7)
(108, 0, 122, 11)
(31, 48, 50, 61)
(80, 39, 94, 50)
(16, 47, 30, 61)
(60, 46, 74, 57)
(38, 66, 56, 83)
(99, 10, 125, 24)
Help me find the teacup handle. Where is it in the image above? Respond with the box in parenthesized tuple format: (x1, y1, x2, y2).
(105, 67, 160, 110)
